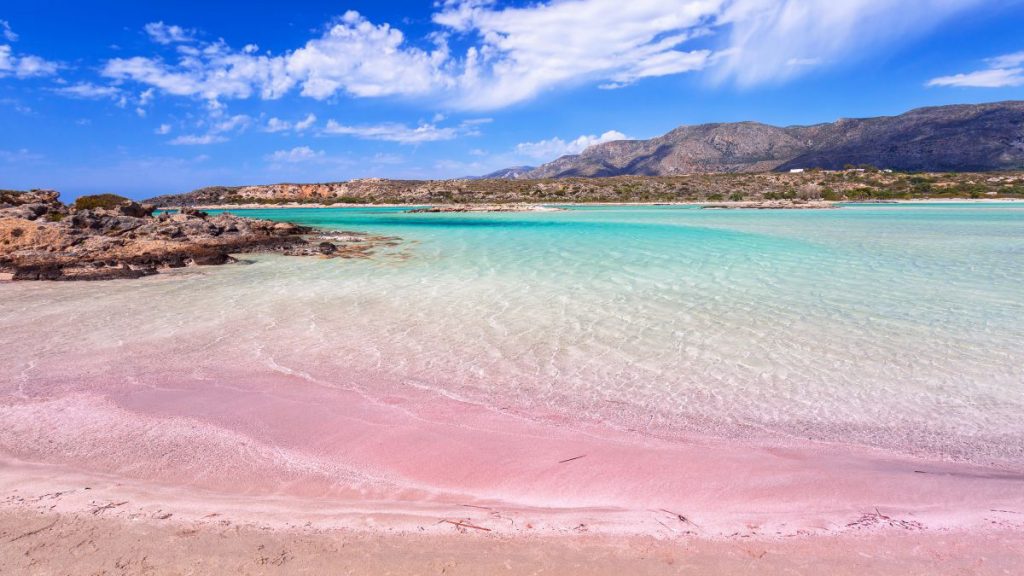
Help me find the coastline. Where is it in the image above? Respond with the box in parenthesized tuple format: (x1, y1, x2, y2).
(165, 197, 1024, 210)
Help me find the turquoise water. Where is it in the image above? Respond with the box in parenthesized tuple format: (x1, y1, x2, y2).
(5, 204, 1024, 463)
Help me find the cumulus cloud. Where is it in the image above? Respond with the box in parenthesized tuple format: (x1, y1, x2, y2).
(927, 50, 1024, 88)
(0, 22, 59, 78)
(169, 113, 250, 145)
(0, 44, 59, 78)
(294, 112, 317, 131)
(99, 1, 985, 110)
(515, 130, 629, 160)
(265, 146, 325, 163)
(103, 42, 295, 102)
(144, 22, 195, 45)
(155, 123, 172, 135)
(264, 117, 291, 133)
(264, 113, 317, 133)
(286, 11, 451, 100)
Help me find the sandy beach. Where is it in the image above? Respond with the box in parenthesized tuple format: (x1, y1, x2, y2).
(1, 370, 1023, 574)
(3, 203, 1023, 574)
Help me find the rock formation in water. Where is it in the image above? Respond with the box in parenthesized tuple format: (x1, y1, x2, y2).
(0, 190, 397, 281)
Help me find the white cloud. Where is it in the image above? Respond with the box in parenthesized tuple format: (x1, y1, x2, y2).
(265, 146, 325, 163)
(434, 0, 713, 108)
(928, 68, 1024, 88)
(144, 22, 195, 45)
(515, 130, 628, 160)
(0, 22, 59, 78)
(54, 82, 121, 99)
(264, 113, 317, 133)
(927, 50, 1024, 88)
(1, 20, 18, 42)
(155, 123, 172, 135)
(0, 44, 59, 78)
(285, 11, 451, 100)
(168, 114, 250, 145)
(100, 1, 985, 110)
(169, 134, 227, 145)
(103, 43, 295, 102)
(264, 117, 291, 132)
(212, 114, 251, 133)
(100, 5, 710, 110)
(986, 51, 1024, 69)
(294, 113, 317, 131)
(322, 120, 459, 144)
(712, 0, 983, 87)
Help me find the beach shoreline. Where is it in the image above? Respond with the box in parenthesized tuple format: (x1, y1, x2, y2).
(2, 368, 1022, 537)
(162, 197, 1024, 211)
(2, 390, 1023, 575)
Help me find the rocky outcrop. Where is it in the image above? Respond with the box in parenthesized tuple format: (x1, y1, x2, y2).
(0, 191, 399, 281)
(517, 101, 1024, 178)
(0, 189, 67, 221)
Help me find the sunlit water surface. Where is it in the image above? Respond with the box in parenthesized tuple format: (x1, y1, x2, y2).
(3, 204, 1023, 464)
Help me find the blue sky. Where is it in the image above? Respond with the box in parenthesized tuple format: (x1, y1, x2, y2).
(2, 0, 1023, 200)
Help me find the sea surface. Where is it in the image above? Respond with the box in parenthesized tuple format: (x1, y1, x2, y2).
(3, 203, 1024, 466)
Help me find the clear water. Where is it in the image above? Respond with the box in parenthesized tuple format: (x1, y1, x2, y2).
(3, 204, 1023, 464)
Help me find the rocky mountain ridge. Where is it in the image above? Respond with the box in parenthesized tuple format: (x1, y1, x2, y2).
(518, 101, 1024, 178)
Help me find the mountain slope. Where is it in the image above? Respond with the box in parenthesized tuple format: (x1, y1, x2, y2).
(519, 101, 1024, 178)
(478, 166, 536, 179)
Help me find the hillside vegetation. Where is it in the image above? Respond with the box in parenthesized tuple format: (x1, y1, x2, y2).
(146, 171, 1024, 206)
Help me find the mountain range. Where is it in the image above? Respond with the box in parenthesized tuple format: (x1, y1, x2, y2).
(504, 101, 1024, 178)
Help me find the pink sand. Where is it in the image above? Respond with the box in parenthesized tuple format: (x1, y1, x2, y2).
(2, 366, 1022, 539)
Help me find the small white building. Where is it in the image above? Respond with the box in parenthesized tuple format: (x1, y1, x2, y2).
(789, 168, 805, 173)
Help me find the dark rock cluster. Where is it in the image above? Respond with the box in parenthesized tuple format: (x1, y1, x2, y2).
(0, 191, 398, 281)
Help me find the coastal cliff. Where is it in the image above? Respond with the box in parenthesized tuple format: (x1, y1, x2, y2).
(0, 190, 396, 281)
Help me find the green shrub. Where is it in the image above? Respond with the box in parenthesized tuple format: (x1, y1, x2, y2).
(820, 188, 842, 201)
(74, 193, 132, 210)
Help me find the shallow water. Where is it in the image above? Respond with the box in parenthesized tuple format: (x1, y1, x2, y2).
(3, 204, 1023, 465)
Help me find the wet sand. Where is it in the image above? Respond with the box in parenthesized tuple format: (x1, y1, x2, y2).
(1, 372, 1023, 574)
